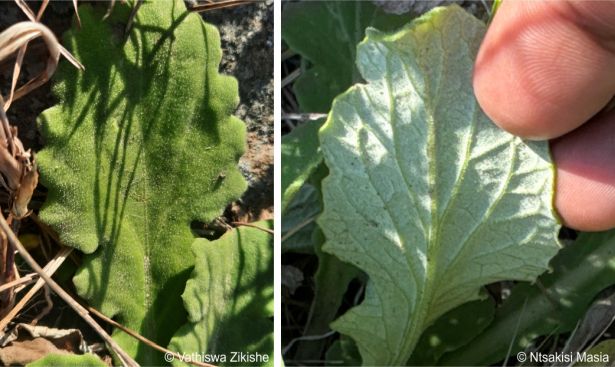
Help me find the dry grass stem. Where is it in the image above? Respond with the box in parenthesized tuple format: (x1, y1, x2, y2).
(72, 0, 82, 28)
(0, 100, 38, 218)
(0, 273, 36, 293)
(281, 216, 317, 242)
(103, 0, 117, 20)
(14, 0, 84, 73)
(231, 221, 274, 235)
(188, 0, 254, 12)
(87, 306, 218, 367)
(0, 247, 71, 332)
(281, 113, 328, 122)
(281, 67, 301, 88)
(0, 215, 139, 367)
(30, 284, 52, 325)
(0, 21, 60, 110)
(6, 0, 49, 111)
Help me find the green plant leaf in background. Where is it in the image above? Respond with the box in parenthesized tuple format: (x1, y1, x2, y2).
(282, 158, 329, 254)
(292, 227, 360, 361)
(27, 354, 106, 367)
(408, 298, 495, 365)
(281, 2, 409, 210)
(576, 340, 615, 367)
(441, 230, 615, 366)
(318, 5, 560, 365)
(282, 160, 362, 360)
(169, 221, 273, 366)
(281, 121, 323, 212)
(325, 335, 362, 366)
(281, 183, 321, 253)
(282, 1, 409, 114)
(37, 2, 246, 364)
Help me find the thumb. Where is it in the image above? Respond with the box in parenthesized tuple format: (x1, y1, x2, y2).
(474, 1, 615, 140)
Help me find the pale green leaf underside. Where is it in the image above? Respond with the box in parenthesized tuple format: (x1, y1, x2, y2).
(169, 221, 273, 366)
(318, 5, 560, 365)
(37, 2, 246, 364)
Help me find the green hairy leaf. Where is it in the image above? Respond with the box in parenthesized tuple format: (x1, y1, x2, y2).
(37, 2, 246, 364)
(442, 230, 615, 366)
(27, 354, 106, 367)
(318, 5, 560, 365)
(169, 221, 273, 366)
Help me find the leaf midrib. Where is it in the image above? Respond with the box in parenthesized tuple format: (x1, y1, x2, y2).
(391, 22, 461, 363)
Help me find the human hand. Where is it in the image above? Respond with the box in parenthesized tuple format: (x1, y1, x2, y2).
(474, 1, 615, 231)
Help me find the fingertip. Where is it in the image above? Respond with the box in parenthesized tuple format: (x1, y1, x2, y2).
(552, 111, 615, 231)
(474, 1, 615, 140)
(554, 169, 615, 232)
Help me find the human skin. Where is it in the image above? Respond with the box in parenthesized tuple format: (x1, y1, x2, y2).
(474, 1, 615, 231)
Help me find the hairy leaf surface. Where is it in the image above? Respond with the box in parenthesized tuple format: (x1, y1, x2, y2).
(28, 354, 106, 367)
(169, 221, 273, 366)
(37, 2, 246, 364)
(318, 6, 560, 365)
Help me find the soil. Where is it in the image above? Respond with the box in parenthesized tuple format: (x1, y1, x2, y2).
(205, 0, 274, 222)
